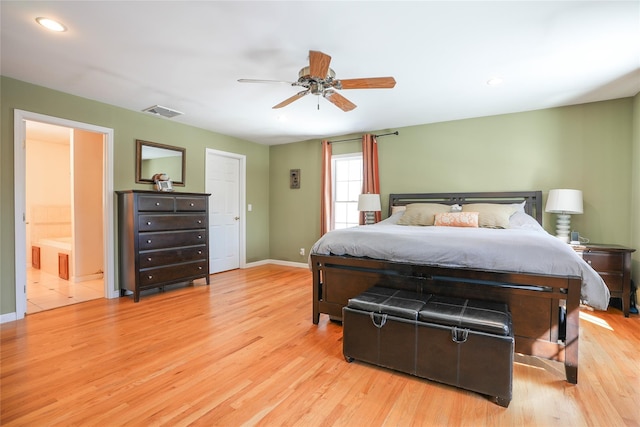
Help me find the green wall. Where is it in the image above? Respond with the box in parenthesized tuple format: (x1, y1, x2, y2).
(1, 76, 270, 316)
(269, 98, 636, 264)
(631, 93, 640, 283)
(2, 75, 638, 317)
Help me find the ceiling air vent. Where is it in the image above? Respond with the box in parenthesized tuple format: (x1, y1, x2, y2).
(142, 105, 184, 118)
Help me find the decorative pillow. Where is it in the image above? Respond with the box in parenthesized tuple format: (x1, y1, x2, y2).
(462, 203, 518, 229)
(434, 212, 479, 228)
(397, 203, 451, 226)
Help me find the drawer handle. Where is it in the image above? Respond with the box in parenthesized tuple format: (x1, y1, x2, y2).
(198, 235, 202, 239)
(147, 257, 152, 261)
(147, 221, 152, 225)
(155, 202, 160, 206)
(198, 250, 202, 255)
(190, 202, 195, 207)
(197, 220, 202, 224)
(198, 266, 203, 270)
(452, 327, 469, 344)
(148, 275, 153, 279)
(587, 260, 592, 265)
(147, 239, 152, 244)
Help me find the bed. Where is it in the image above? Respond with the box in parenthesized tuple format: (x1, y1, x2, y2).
(309, 191, 610, 384)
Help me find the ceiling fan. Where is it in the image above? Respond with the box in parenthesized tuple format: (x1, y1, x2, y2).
(238, 50, 396, 112)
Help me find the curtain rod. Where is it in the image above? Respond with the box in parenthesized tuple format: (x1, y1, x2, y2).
(328, 131, 399, 144)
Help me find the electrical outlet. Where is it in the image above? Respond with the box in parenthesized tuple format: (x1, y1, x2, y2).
(299, 248, 305, 256)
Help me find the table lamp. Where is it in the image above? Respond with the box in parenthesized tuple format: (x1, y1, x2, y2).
(358, 193, 381, 225)
(545, 189, 583, 243)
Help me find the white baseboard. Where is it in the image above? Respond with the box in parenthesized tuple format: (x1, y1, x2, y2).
(1, 312, 18, 324)
(244, 259, 308, 269)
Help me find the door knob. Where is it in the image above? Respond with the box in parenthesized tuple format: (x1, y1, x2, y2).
(234, 216, 240, 220)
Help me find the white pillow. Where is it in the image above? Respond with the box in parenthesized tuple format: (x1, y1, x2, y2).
(509, 211, 544, 231)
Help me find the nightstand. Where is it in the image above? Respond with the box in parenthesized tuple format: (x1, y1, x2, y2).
(575, 244, 636, 317)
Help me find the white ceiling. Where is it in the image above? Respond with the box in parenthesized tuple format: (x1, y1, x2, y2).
(2, 1, 639, 146)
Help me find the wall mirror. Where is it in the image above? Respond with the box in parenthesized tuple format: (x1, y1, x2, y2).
(136, 139, 185, 186)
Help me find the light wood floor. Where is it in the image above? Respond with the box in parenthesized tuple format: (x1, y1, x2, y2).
(1, 265, 639, 426)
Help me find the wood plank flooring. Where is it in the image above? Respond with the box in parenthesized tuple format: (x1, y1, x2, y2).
(1, 264, 639, 426)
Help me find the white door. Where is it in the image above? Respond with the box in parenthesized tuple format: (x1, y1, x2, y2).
(205, 149, 245, 273)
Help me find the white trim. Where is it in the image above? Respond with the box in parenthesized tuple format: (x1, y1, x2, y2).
(205, 148, 247, 269)
(12, 110, 116, 322)
(244, 259, 308, 269)
(1, 312, 18, 324)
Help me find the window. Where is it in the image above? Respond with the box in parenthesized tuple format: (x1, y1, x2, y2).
(332, 153, 362, 229)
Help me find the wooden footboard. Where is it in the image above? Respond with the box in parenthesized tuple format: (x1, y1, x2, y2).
(311, 254, 581, 384)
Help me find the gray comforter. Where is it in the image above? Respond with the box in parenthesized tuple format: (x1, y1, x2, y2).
(310, 212, 610, 310)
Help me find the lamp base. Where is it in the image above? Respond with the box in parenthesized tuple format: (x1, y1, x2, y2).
(555, 213, 571, 243)
(364, 211, 375, 225)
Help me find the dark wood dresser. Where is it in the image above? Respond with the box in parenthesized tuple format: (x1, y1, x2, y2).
(117, 190, 210, 302)
(576, 244, 635, 317)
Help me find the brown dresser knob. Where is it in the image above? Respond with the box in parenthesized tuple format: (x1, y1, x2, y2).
(155, 202, 160, 206)
(148, 275, 153, 279)
(147, 221, 152, 225)
(147, 257, 152, 261)
(198, 266, 202, 270)
(190, 202, 194, 206)
(198, 235, 202, 239)
(147, 239, 152, 243)
(198, 250, 202, 254)
(197, 220, 202, 224)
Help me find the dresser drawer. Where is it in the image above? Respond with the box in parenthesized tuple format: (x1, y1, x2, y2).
(139, 261, 208, 286)
(138, 214, 206, 232)
(139, 246, 207, 269)
(582, 251, 623, 272)
(138, 195, 175, 211)
(139, 230, 207, 250)
(176, 196, 207, 211)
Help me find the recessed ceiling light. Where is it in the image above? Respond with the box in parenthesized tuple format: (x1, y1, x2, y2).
(35, 17, 67, 32)
(487, 77, 504, 86)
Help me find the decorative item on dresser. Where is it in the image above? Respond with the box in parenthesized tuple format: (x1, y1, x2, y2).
(116, 190, 210, 302)
(574, 244, 636, 317)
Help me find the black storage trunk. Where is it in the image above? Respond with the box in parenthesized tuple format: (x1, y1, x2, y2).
(343, 287, 514, 407)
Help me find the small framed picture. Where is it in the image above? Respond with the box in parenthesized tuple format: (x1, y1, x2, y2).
(290, 169, 300, 189)
(156, 180, 173, 192)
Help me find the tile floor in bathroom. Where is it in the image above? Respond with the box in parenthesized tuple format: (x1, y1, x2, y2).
(26, 267, 104, 314)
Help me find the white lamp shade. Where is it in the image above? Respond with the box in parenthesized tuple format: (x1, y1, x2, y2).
(545, 189, 583, 214)
(357, 194, 381, 212)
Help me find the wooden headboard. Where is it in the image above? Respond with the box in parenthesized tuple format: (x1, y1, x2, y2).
(388, 191, 543, 225)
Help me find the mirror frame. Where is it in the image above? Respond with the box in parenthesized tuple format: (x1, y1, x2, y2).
(136, 139, 186, 186)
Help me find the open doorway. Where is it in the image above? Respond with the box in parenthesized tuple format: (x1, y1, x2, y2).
(25, 121, 104, 313)
(13, 110, 116, 321)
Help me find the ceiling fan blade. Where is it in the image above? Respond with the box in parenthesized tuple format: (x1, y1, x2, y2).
(336, 77, 396, 90)
(272, 90, 310, 109)
(238, 78, 294, 85)
(323, 90, 357, 112)
(309, 50, 332, 79)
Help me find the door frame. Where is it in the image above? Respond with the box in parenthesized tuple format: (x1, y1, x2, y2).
(205, 148, 246, 270)
(13, 110, 117, 320)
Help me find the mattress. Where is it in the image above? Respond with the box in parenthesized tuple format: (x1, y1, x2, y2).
(310, 211, 610, 310)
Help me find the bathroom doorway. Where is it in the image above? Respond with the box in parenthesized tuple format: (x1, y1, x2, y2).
(25, 121, 104, 313)
(13, 110, 116, 320)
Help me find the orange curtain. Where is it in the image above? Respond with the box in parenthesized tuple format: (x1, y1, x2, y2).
(361, 134, 381, 225)
(320, 140, 333, 235)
